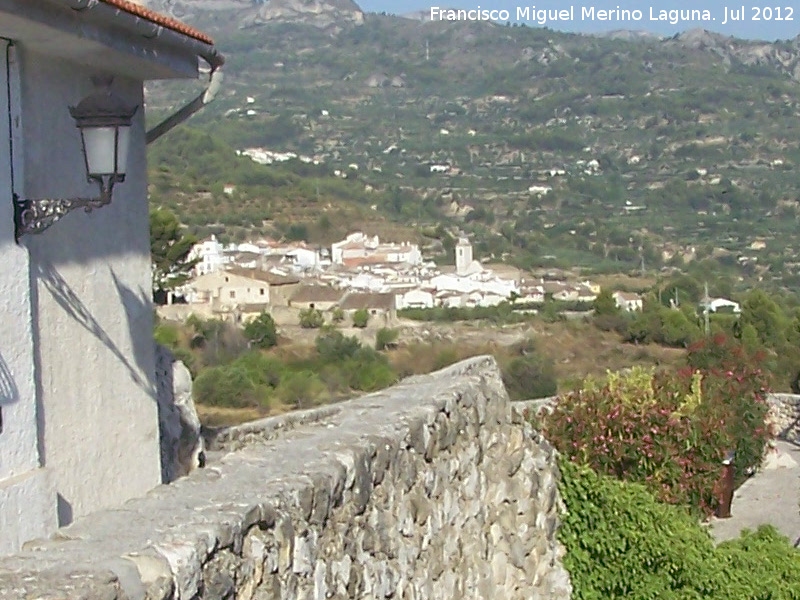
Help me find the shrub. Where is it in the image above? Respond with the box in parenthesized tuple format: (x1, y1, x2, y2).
(352, 308, 369, 328)
(559, 459, 800, 600)
(501, 353, 557, 400)
(715, 527, 800, 597)
(154, 323, 181, 349)
(315, 330, 361, 362)
(343, 350, 396, 391)
(375, 327, 399, 350)
(625, 302, 702, 347)
(185, 316, 247, 366)
(559, 460, 720, 599)
(243, 311, 278, 349)
(299, 307, 325, 328)
(536, 363, 771, 515)
(331, 307, 345, 324)
(433, 347, 460, 370)
(193, 365, 260, 408)
(593, 312, 629, 333)
(277, 370, 325, 408)
(233, 351, 283, 388)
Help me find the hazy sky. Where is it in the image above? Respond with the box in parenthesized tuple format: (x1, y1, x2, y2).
(358, 0, 800, 41)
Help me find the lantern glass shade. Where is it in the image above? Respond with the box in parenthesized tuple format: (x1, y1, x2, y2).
(79, 125, 131, 178)
(69, 78, 137, 182)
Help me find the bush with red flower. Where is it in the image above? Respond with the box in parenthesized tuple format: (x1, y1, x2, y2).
(534, 335, 772, 515)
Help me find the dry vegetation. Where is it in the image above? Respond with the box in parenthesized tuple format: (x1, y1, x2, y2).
(531, 321, 686, 389)
(194, 318, 685, 427)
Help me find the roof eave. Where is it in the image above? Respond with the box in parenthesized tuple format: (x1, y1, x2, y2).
(1, 0, 219, 80)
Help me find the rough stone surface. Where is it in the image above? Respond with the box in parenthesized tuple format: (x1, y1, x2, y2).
(155, 344, 204, 483)
(768, 393, 800, 444)
(511, 397, 559, 419)
(0, 356, 571, 600)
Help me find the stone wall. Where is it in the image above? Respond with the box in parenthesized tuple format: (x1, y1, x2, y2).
(768, 393, 800, 444)
(0, 356, 571, 600)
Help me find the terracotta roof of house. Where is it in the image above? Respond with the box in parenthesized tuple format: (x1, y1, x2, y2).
(96, 0, 214, 45)
(342, 255, 390, 268)
(338, 241, 367, 250)
(239, 303, 270, 314)
(339, 292, 396, 311)
(228, 267, 300, 286)
(542, 281, 569, 293)
(290, 285, 344, 304)
(231, 252, 262, 263)
(613, 291, 641, 302)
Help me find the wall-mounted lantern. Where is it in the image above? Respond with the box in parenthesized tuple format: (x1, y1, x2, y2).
(13, 76, 138, 241)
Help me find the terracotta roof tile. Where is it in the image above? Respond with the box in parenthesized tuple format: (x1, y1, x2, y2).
(96, 0, 214, 45)
(290, 285, 344, 304)
(339, 292, 396, 311)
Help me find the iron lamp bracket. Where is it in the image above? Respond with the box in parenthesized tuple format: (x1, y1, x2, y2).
(13, 176, 120, 241)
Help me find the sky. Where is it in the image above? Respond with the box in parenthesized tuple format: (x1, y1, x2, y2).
(358, 0, 800, 41)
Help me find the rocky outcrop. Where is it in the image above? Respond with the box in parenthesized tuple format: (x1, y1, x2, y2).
(241, 0, 363, 29)
(0, 356, 571, 600)
(143, 0, 364, 30)
(155, 344, 204, 483)
(666, 29, 800, 81)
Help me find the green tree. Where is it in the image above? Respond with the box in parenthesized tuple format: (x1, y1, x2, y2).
(661, 308, 701, 347)
(243, 312, 278, 349)
(741, 289, 788, 347)
(593, 288, 619, 316)
(352, 308, 370, 328)
(626, 298, 663, 343)
(150, 208, 198, 303)
(658, 274, 702, 307)
(299, 308, 325, 328)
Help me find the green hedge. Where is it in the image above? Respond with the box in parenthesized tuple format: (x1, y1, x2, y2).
(559, 460, 800, 600)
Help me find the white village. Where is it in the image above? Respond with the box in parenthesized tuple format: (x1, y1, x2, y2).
(161, 231, 640, 327)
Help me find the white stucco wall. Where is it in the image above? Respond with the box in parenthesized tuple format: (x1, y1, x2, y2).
(0, 469, 54, 555)
(19, 49, 160, 526)
(0, 40, 56, 555)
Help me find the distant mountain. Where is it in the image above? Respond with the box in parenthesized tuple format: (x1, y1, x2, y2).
(591, 29, 663, 42)
(144, 0, 363, 30)
(398, 10, 431, 22)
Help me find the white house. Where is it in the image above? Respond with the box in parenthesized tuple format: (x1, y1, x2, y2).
(189, 234, 227, 276)
(701, 297, 742, 314)
(528, 185, 552, 195)
(437, 290, 465, 308)
(185, 270, 271, 307)
(331, 232, 379, 264)
(613, 291, 643, 312)
(430, 273, 475, 294)
(0, 0, 220, 555)
(285, 247, 319, 269)
(396, 288, 435, 309)
(331, 232, 421, 266)
(520, 285, 546, 304)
